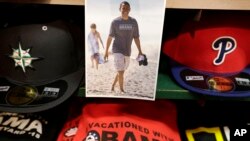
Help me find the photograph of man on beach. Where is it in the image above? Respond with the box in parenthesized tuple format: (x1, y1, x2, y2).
(85, 0, 165, 100)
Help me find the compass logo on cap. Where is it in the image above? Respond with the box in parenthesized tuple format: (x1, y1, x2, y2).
(9, 42, 40, 73)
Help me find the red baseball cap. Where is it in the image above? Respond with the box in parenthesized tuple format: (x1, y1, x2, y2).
(163, 13, 250, 97)
(73, 99, 181, 141)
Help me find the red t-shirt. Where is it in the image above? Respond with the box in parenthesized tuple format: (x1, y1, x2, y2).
(73, 99, 181, 141)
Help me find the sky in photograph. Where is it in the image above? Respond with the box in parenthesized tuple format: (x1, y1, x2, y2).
(85, 0, 165, 61)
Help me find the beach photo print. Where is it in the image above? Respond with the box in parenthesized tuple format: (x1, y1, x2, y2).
(85, 0, 165, 100)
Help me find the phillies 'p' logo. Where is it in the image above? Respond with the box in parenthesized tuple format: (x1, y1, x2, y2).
(212, 36, 237, 65)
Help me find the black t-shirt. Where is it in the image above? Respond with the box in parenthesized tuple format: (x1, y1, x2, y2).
(0, 99, 69, 141)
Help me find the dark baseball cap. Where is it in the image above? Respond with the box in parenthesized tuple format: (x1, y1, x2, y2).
(0, 20, 84, 112)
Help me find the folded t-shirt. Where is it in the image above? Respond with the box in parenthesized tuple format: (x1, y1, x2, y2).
(73, 99, 181, 141)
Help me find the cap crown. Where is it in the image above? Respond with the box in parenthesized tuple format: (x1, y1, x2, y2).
(0, 21, 82, 85)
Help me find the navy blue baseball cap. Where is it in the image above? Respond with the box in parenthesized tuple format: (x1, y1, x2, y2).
(0, 20, 84, 112)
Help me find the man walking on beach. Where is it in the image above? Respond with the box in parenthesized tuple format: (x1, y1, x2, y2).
(104, 1, 143, 93)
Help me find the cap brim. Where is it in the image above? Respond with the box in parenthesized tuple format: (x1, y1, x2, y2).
(0, 67, 84, 113)
(170, 61, 250, 97)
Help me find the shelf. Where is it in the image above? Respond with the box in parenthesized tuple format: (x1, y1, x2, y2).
(166, 0, 250, 10)
(156, 73, 197, 99)
(157, 73, 250, 101)
(156, 55, 199, 99)
(0, 0, 84, 5)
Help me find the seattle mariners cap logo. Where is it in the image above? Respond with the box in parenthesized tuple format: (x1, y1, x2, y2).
(9, 42, 40, 73)
(212, 36, 237, 66)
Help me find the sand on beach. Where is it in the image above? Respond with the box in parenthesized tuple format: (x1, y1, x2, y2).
(86, 53, 158, 100)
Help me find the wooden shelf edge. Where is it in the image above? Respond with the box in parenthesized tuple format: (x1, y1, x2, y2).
(0, 0, 84, 6)
(166, 0, 250, 10)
